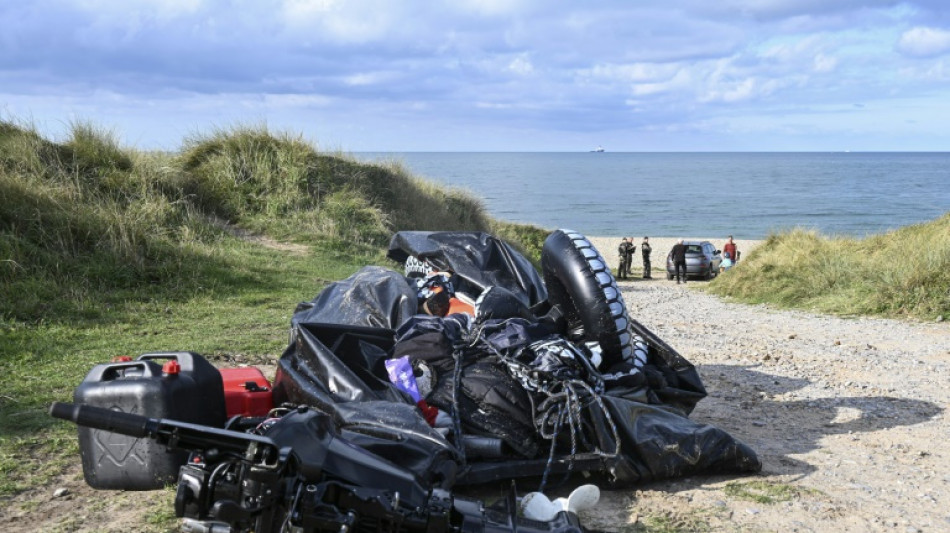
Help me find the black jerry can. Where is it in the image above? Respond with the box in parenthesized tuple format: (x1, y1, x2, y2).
(73, 352, 225, 490)
(135, 351, 226, 427)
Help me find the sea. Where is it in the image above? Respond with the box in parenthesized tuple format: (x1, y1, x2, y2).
(355, 152, 950, 239)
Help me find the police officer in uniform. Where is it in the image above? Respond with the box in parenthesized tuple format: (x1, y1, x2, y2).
(617, 237, 635, 279)
(641, 236, 652, 279)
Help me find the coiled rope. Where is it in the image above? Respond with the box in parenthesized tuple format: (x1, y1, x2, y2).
(466, 319, 623, 492)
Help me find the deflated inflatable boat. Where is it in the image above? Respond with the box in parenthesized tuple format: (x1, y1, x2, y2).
(273, 229, 760, 488)
(54, 229, 761, 533)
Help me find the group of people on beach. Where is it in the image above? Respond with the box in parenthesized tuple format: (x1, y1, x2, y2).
(616, 236, 652, 280)
(618, 235, 739, 283)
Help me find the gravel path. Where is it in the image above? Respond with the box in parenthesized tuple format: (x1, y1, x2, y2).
(580, 236, 950, 533)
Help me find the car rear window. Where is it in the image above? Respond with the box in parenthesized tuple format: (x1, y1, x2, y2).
(686, 245, 702, 253)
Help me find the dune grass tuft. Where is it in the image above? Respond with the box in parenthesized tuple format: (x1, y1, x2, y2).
(1, 121, 217, 321)
(176, 125, 498, 243)
(708, 214, 950, 319)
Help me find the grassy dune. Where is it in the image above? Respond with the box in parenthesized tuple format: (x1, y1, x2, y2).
(0, 121, 544, 324)
(708, 215, 950, 320)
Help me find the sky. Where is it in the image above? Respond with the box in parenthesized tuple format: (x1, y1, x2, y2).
(2, 0, 950, 152)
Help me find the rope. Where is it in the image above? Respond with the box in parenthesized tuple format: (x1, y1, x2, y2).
(464, 322, 623, 490)
(537, 404, 564, 493)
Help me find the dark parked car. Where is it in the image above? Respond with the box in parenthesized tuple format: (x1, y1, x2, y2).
(666, 240, 722, 280)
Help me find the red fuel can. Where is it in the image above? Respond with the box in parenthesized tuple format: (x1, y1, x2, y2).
(219, 367, 273, 418)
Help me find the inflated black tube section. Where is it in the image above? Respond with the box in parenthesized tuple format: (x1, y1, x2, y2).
(541, 229, 633, 369)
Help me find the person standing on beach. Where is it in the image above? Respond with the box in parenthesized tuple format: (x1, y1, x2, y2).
(624, 237, 636, 277)
(641, 236, 652, 279)
(671, 239, 688, 284)
(617, 238, 635, 279)
(723, 236, 739, 263)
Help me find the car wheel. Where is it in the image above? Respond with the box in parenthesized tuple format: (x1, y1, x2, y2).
(704, 265, 714, 280)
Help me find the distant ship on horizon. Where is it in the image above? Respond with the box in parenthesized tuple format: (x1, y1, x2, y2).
(591, 146, 605, 153)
